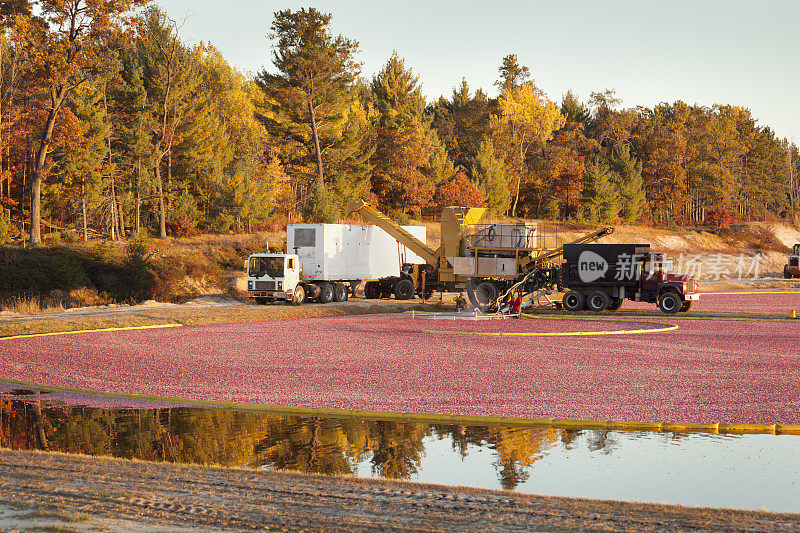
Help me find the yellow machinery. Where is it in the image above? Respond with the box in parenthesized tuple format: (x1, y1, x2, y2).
(348, 201, 612, 304)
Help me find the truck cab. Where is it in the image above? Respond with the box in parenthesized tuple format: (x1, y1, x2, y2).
(246, 254, 302, 304)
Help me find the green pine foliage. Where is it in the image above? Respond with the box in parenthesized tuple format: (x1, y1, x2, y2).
(609, 144, 646, 223)
(471, 137, 510, 215)
(580, 161, 620, 224)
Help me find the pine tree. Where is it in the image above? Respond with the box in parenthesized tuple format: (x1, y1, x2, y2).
(370, 53, 452, 215)
(257, 8, 364, 222)
(609, 144, 645, 223)
(471, 137, 510, 215)
(579, 161, 620, 223)
(495, 54, 531, 93)
(561, 90, 590, 128)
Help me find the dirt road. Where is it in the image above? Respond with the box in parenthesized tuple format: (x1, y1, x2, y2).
(1, 448, 798, 532)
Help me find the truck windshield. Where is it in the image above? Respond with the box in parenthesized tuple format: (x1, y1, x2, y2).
(248, 257, 284, 278)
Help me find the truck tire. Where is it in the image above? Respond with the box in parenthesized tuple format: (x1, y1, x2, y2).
(291, 284, 306, 306)
(658, 291, 682, 314)
(364, 281, 380, 299)
(587, 290, 611, 312)
(679, 300, 693, 313)
(785, 265, 793, 279)
(475, 281, 498, 306)
(608, 298, 624, 311)
(333, 282, 348, 302)
(562, 291, 586, 312)
(318, 282, 334, 304)
(394, 279, 415, 300)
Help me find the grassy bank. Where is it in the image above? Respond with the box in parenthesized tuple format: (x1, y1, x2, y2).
(0, 233, 281, 311)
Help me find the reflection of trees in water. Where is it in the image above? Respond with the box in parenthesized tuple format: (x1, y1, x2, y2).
(439, 424, 562, 490)
(586, 431, 618, 454)
(560, 429, 582, 449)
(368, 421, 428, 479)
(1, 400, 563, 489)
(252, 416, 366, 475)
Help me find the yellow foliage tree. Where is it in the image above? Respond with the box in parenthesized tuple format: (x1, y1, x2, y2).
(491, 85, 565, 216)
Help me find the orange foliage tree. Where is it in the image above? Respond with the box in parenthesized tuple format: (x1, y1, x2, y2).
(11, 0, 148, 245)
(434, 170, 485, 209)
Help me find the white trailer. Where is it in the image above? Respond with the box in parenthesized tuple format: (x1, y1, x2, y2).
(246, 223, 427, 304)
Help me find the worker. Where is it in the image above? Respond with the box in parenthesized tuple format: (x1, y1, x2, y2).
(455, 292, 467, 312)
(510, 292, 523, 316)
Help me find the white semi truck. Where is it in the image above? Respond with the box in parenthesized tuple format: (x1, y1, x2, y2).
(246, 223, 427, 304)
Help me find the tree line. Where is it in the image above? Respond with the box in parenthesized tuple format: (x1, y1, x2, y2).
(1, 2, 798, 246)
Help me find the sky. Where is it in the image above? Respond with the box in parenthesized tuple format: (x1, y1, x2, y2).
(154, 0, 799, 143)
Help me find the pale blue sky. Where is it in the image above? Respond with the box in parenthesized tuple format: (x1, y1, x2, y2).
(155, 0, 799, 143)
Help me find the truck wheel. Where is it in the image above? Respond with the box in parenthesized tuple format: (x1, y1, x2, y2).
(785, 266, 793, 279)
(364, 281, 379, 299)
(318, 282, 334, 304)
(587, 290, 611, 312)
(608, 298, 623, 311)
(291, 285, 306, 306)
(394, 279, 415, 300)
(475, 282, 498, 306)
(658, 291, 682, 314)
(679, 300, 693, 313)
(562, 291, 586, 312)
(333, 282, 348, 302)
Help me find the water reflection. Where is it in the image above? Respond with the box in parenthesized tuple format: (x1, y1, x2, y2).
(3, 393, 800, 512)
(0, 396, 586, 490)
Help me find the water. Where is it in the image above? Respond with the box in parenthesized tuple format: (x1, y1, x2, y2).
(2, 391, 798, 513)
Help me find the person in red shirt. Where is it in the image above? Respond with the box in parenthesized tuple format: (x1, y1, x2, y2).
(510, 292, 523, 316)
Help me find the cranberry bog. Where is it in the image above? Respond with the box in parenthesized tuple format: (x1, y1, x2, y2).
(2, 298, 799, 429)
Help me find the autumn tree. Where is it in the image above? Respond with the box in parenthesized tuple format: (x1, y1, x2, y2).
(490, 84, 565, 216)
(433, 170, 485, 209)
(257, 7, 365, 222)
(11, 0, 148, 246)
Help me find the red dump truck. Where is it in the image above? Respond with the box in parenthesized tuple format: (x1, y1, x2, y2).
(560, 243, 699, 314)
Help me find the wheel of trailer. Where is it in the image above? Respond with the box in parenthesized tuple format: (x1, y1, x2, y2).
(562, 291, 586, 312)
(587, 290, 611, 312)
(318, 282, 334, 304)
(475, 282, 498, 306)
(364, 281, 380, 299)
(291, 285, 306, 306)
(394, 279, 415, 300)
(607, 298, 623, 311)
(333, 282, 348, 302)
(679, 300, 694, 313)
(658, 291, 681, 314)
